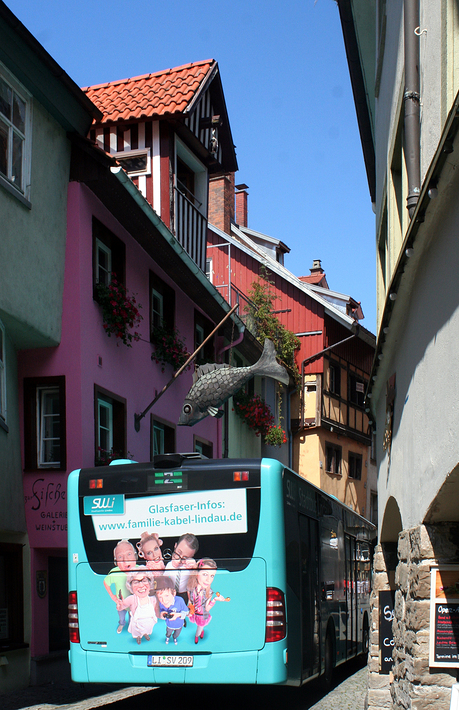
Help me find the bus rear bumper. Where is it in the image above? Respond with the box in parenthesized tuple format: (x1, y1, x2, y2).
(70, 643, 288, 685)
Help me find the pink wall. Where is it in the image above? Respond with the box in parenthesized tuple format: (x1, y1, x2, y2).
(19, 181, 222, 553)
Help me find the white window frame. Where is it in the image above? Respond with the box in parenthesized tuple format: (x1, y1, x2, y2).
(0, 320, 6, 425)
(97, 398, 113, 455)
(152, 420, 165, 457)
(205, 257, 213, 283)
(113, 148, 151, 177)
(151, 287, 164, 329)
(175, 135, 207, 216)
(36, 386, 61, 468)
(0, 62, 32, 204)
(95, 238, 112, 286)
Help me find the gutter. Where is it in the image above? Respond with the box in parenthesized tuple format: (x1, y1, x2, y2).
(404, 0, 421, 217)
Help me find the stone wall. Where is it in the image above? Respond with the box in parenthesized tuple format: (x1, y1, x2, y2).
(367, 525, 459, 710)
(367, 542, 397, 710)
(391, 524, 458, 710)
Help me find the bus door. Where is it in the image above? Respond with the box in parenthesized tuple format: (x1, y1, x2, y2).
(344, 534, 357, 657)
(299, 514, 320, 680)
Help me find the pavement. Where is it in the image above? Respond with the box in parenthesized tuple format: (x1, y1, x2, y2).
(0, 656, 367, 710)
(0, 681, 155, 710)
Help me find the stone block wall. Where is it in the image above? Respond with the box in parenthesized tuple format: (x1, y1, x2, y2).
(367, 525, 459, 710)
(367, 542, 397, 710)
(391, 524, 458, 710)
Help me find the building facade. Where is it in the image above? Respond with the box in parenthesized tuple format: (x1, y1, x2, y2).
(338, 1, 459, 707)
(0, 2, 100, 692)
(1, 30, 263, 688)
(207, 176, 377, 517)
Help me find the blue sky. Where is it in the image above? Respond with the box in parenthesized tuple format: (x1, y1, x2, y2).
(5, 0, 376, 333)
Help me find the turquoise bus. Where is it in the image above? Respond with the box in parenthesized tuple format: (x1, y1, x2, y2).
(68, 455, 375, 686)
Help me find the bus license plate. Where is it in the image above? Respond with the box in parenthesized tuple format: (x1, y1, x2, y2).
(147, 655, 193, 667)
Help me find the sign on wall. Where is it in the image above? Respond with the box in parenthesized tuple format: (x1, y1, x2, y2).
(430, 566, 459, 668)
(379, 589, 396, 674)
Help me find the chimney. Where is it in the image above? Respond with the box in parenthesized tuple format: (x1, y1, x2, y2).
(208, 173, 235, 235)
(235, 183, 249, 227)
(310, 259, 324, 274)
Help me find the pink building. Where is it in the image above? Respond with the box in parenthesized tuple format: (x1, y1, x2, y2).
(17, 61, 255, 678)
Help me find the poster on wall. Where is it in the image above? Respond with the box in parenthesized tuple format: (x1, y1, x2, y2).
(379, 590, 395, 674)
(429, 566, 459, 668)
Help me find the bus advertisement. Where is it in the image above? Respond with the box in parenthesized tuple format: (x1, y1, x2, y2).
(68, 455, 375, 686)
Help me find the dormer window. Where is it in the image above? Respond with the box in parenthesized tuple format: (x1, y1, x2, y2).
(175, 136, 207, 215)
(113, 148, 150, 177)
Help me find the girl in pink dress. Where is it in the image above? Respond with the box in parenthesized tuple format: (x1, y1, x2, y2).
(187, 558, 230, 644)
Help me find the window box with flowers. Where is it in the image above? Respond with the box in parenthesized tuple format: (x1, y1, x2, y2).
(150, 324, 190, 373)
(96, 448, 125, 466)
(96, 275, 142, 346)
(233, 391, 287, 447)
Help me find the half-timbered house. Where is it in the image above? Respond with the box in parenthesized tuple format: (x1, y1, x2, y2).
(208, 177, 377, 517)
(84, 60, 236, 273)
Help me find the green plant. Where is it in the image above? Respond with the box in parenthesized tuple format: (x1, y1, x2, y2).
(233, 391, 274, 437)
(151, 324, 190, 372)
(264, 424, 287, 447)
(96, 447, 123, 466)
(96, 275, 142, 346)
(233, 390, 287, 447)
(245, 267, 301, 385)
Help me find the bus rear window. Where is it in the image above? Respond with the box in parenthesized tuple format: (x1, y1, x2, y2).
(78, 460, 261, 572)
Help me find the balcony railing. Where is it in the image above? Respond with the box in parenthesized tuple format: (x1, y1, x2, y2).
(174, 187, 207, 272)
(212, 282, 257, 337)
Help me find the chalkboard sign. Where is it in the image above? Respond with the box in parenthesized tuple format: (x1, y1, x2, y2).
(430, 567, 459, 668)
(379, 590, 395, 674)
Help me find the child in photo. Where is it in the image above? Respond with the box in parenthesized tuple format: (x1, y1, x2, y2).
(187, 558, 230, 644)
(103, 539, 138, 634)
(155, 576, 189, 645)
(117, 570, 157, 645)
(136, 531, 165, 575)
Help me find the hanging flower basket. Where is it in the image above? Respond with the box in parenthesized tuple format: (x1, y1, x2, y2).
(151, 324, 190, 372)
(96, 276, 142, 347)
(233, 391, 286, 447)
(264, 424, 287, 447)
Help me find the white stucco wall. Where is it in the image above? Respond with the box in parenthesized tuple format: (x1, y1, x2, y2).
(376, 152, 459, 531)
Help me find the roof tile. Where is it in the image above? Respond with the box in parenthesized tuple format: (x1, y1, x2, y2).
(83, 59, 215, 124)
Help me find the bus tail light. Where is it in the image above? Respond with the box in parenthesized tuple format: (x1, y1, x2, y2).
(266, 588, 286, 642)
(68, 591, 80, 644)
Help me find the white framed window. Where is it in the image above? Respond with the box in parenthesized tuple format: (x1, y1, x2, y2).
(97, 398, 113, 455)
(175, 136, 207, 215)
(205, 257, 213, 283)
(0, 63, 31, 201)
(95, 238, 112, 287)
(113, 148, 151, 177)
(37, 386, 61, 468)
(326, 442, 342, 475)
(151, 417, 175, 457)
(0, 321, 6, 424)
(151, 288, 164, 329)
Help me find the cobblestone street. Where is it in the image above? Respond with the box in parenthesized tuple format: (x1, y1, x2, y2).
(1, 657, 368, 710)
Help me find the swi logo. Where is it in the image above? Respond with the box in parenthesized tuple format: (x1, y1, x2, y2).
(84, 494, 125, 516)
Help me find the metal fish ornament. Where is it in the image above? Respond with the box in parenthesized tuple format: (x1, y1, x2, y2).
(178, 339, 289, 426)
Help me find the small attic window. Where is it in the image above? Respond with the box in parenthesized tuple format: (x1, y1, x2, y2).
(113, 148, 150, 176)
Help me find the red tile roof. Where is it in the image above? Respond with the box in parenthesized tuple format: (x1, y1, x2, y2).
(82, 59, 216, 124)
(299, 273, 329, 288)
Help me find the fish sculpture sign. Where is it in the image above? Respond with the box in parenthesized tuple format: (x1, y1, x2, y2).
(178, 339, 289, 427)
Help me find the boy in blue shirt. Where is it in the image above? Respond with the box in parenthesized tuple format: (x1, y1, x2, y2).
(155, 575, 189, 645)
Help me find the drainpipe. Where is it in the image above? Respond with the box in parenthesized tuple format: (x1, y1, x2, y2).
(404, 0, 421, 218)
